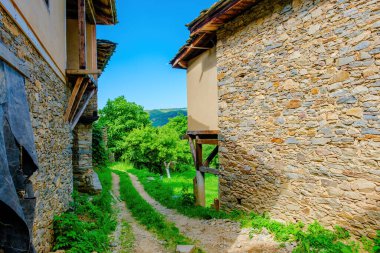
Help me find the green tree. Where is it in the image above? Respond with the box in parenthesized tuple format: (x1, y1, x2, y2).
(98, 96, 150, 159)
(92, 122, 108, 166)
(121, 116, 191, 174)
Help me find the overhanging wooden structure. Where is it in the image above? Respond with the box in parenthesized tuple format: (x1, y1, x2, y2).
(64, 0, 117, 130)
(170, 0, 258, 69)
(186, 130, 220, 207)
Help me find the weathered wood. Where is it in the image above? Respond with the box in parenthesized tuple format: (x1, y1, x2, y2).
(203, 146, 218, 167)
(187, 130, 220, 136)
(199, 166, 219, 175)
(213, 199, 220, 212)
(86, 0, 97, 24)
(0, 42, 30, 78)
(64, 77, 84, 121)
(66, 69, 101, 75)
(187, 135, 197, 166)
(69, 78, 89, 122)
(78, 0, 87, 69)
(195, 142, 205, 206)
(196, 139, 218, 145)
(71, 89, 96, 130)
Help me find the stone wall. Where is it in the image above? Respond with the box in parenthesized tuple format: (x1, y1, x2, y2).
(0, 6, 73, 252)
(217, 0, 380, 237)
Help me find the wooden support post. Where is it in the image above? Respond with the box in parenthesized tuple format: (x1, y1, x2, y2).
(195, 141, 205, 207)
(64, 77, 84, 121)
(69, 78, 89, 122)
(71, 89, 96, 130)
(78, 0, 86, 69)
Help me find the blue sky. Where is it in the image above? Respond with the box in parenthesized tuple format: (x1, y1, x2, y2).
(97, 0, 216, 110)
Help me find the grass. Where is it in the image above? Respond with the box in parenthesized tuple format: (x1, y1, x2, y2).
(112, 162, 379, 253)
(112, 162, 227, 220)
(120, 221, 134, 253)
(114, 169, 203, 252)
(53, 166, 117, 253)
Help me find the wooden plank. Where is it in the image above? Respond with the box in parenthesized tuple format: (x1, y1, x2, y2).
(68, 78, 89, 122)
(78, 0, 86, 69)
(86, 0, 96, 24)
(195, 142, 205, 207)
(64, 77, 84, 121)
(71, 89, 96, 130)
(203, 146, 218, 167)
(0, 42, 30, 78)
(187, 135, 197, 167)
(196, 139, 218, 145)
(66, 69, 101, 75)
(187, 130, 220, 136)
(200, 166, 219, 175)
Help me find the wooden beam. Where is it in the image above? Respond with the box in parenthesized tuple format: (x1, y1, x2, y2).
(68, 78, 90, 122)
(173, 32, 209, 68)
(187, 130, 220, 136)
(78, 0, 86, 69)
(187, 135, 197, 167)
(0, 42, 30, 78)
(71, 89, 96, 130)
(200, 166, 219, 175)
(203, 146, 218, 167)
(195, 142, 205, 207)
(86, 0, 96, 24)
(64, 77, 84, 121)
(196, 139, 218, 145)
(66, 69, 101, 75)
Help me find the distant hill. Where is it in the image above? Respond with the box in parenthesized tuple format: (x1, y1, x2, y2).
(147, 108, 187, 127)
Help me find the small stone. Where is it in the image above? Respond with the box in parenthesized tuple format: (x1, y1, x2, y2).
(352, 86, 368, 94)
(337, 96, 357, 104)
(353, 179, 376, 193)
(346, 108, 363, 118)
(283, 79, 300, 90)
(176, 245, 195, 253)
(337, 56, 355, 66)
(330, 70, 350, 83)
(360, 52, 371, 60)
(311, 138, 330, 145)
(271, 138, 284, 144)
(287, 100, 302, 109)
(354, 41, 370, 51)
(311, 88, 319, 95)
(308, 24, 321, 35)
(285, 137, 298, 144)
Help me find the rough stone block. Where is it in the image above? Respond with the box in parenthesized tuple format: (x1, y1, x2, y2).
(176, 245, 195, 253)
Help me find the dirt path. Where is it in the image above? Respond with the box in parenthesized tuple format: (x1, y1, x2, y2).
(111, 173, 168, 253)
(128, 173, 291, 253)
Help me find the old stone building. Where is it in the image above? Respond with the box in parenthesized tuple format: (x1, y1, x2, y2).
(0, 0, 117, 252)
(172, 0, 380, 238)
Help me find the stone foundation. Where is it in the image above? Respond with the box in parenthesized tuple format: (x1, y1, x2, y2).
(217, 0, 380, 237)
(0, 6, 73, 252)
(73, 123, 102, 194)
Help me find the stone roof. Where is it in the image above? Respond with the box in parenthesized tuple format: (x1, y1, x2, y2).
(97, 39, 117, 74)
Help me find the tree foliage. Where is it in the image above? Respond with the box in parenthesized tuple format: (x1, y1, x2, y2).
(98, 96, 150, 158)
(121, 115, 191, 173)
(92, 123, 108, 166)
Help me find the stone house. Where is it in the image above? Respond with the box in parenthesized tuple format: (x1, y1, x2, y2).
(0, 0, 117, 252)
(172, 0, 380, 238)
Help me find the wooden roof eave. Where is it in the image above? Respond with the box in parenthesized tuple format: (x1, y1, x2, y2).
(171, 0, 258, 69)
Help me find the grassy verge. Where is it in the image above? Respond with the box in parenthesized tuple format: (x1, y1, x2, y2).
(112, 162, 227, 220)
(114, 170, 203, 252)
(112, 162, 379, 253)
(53, 166, 117, 253)
(120, 221, 134, 253)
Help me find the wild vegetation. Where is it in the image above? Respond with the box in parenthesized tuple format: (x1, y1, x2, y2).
(53, 167, 116, 253)
(112, 162, 379, 253)
(53, 96, 379, 253)
(114, 169, 202, 252)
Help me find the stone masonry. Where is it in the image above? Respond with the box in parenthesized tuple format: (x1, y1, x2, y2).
(217, 0, 380, 237)
(0, 6, 73, 252)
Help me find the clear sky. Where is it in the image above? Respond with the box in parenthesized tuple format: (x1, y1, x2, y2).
(96, 0, 216, 110)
